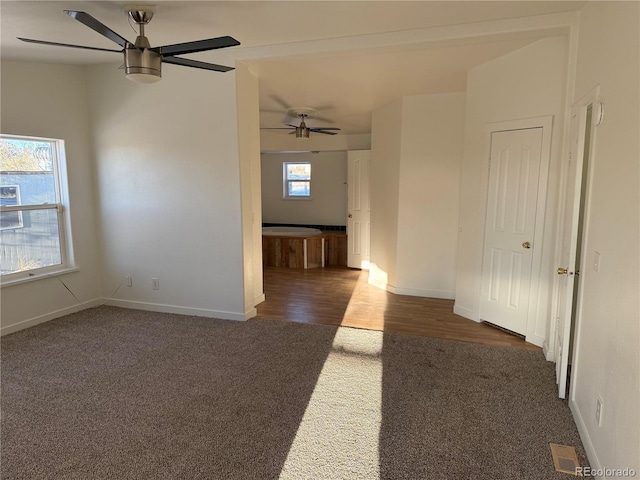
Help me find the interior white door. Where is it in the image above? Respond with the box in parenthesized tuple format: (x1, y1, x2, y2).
(480, 128, 544, 335)
(555, 103, 592, 398)
(347, 150, 371, 269)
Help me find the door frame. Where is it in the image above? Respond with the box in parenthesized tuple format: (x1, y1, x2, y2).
(480, 115, 554, 346)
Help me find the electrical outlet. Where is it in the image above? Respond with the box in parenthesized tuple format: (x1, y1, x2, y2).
(152, 278, 159, 290)
(596, 397, 603, 426)
(125, 275, 132, 287)
(593, 251, 601, 273)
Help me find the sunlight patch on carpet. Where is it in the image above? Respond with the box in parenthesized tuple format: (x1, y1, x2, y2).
(279, 328, 384, 480)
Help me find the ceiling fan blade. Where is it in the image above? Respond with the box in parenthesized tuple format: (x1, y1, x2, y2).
(313, 115, 335, 123)
(17, 37, 122, 53)
(260, 128, 295, 130)
(162, 56, 234, 72)
(160, 36, 240, 56)
(311, 130, 338, 135)
(270, 95, 292, 110)
(64, 10, 131, 48)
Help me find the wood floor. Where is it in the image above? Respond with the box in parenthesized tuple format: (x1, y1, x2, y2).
(256, 267, 540, 351)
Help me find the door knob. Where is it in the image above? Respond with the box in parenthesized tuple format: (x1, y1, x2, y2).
(348, 214, 353, 218)
(522, 241, 531, 249)
(557, 267, 568, 275)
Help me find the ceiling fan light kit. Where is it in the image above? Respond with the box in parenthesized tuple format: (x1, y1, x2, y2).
(296, 127, 310, 139)
(125, 46, 162, 83)
(17, 6, 239, 84)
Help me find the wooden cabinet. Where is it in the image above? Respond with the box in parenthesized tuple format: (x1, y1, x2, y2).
(262, 233, 347, 268)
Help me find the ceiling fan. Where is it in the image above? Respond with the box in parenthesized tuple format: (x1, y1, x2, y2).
(17, 6, 239, 84)
(262, 109, 341, 138)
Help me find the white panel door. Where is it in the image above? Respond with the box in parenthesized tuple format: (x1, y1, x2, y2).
(555, 102, 592, 398)
(347, 150, 371, 269)
(480, 128, 543, 335)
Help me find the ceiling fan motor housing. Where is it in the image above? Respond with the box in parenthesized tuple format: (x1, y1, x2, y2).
(295, 117, 309, 138)
(125, 45, 162, 82)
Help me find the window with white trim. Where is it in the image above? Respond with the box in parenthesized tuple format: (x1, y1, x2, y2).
(0, 135, 72, 280)
(283, 162, 311, 199)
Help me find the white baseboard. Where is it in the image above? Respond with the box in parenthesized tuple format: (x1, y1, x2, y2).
(386, 284, 455, 300)
(542, 340, 555, 361)
(103, 298, 247, 321)
(525, 333, 545, 348)
(1, 298, 104, 336)
(367, 275, 388, 291)
(254, 293, 266, 306)
(453, 303, 480, 322)
(570, 399, 602, 477)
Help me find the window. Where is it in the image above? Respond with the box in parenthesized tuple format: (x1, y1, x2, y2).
(283, 162, 311, 199)
(0, 135, 72, 280)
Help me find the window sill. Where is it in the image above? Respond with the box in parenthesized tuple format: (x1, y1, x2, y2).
(0, 266, 80, 288)
(282, 197, 313, 201)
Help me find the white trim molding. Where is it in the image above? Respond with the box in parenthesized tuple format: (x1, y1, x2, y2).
(1, 298, 103, 336)
(453, 303, 480, 322)
(103, 298, 249, 321)
(386, 284, 455, 300)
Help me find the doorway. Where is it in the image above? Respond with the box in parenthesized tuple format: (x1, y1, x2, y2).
(347, 150, 371, 269)
(479, 117, 554, 341)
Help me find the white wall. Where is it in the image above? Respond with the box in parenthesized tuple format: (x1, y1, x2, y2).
(85, 62, 248, 320)
(370, 93, 465, 297)
(369, 99, 403, 289)
(261, 151, 347, 226)
(0, 61, 103, 334)
(393, 93, 465, 298)
(235, 62, 264, 312)
(455, 36, 568, 342)
(569, 2, 639, 474)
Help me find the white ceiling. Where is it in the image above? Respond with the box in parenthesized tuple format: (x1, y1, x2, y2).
(1, 1, 585, 135)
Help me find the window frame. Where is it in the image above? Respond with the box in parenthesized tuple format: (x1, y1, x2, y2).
(0, 185, 24, 230)
(283, 161, 312, 200)
(0, 134, 74, 285)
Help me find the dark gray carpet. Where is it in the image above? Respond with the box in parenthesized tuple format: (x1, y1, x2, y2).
(1, 306, 588, 479)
